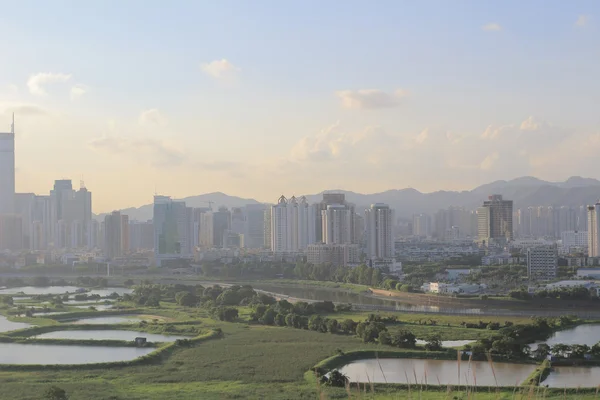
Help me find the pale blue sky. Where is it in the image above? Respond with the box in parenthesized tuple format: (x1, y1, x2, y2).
(0, 1, 598, 211)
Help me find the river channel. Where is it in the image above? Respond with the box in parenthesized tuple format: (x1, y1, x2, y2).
(248, 283, 485, 314)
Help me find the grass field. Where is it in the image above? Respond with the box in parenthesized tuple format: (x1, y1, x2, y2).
(1, 286, 598, 399)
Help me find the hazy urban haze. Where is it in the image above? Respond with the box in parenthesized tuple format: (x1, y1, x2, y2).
(1, 1, 600, 212)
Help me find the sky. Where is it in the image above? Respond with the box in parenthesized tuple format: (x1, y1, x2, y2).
(1, 1, 599, 213)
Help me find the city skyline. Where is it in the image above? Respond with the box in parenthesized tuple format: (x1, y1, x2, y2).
(2, 1, 600, 212)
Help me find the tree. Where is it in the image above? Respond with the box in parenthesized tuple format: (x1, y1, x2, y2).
(44, 386, 68, 400)
(532, 343, 551, 361)
(378, 331, 392, 345)
(340, 319, 357, 334)
(391, 329, 417, 348)
(259, 308, 277, 325)
(323, 369, 349, 387)
(274, 313, 286, 326)
(124, 279, 134, 286)
(308, 315, 324, 331)
(175, 291, 197, 307)
(326, 318, 339, 334)
(313, 301, 335, 313)
(591, 342, 600, 358)
(551, 343, 571, 358)
(424, 335, 443, 351)
(570, 344, 590, 359)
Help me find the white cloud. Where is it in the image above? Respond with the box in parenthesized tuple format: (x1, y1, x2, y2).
(27, 72, 72, 96)
(200, 59, 240, 80)
(482, 23, 502, 31)
(70, 84, 87, 100)
(415, 128, 429, 144)
(336, 89, 408, 110)
(0, 102, 47, 116)
(138, 109, 168, 127)
(520, 116, 545, 131)
(575, 15, 590, 27)
(89, 134, 184, 167)
(480, 152, 499, 170)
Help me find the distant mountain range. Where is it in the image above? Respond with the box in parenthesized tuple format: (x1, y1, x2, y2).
(96, 176, 600, 221)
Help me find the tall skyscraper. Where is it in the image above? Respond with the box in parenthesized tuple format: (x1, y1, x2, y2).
(104, 211, 124, 259)
(365, 203, 394, 261)
(244, 204, 267, 249)
(153, 195, 193, 266)
(588, 203, 600, 257)
(0, 115, 15, 215)
(477, 194, 513, 244)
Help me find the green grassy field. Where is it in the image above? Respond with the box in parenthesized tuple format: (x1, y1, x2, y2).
(1, 288, 597, 399)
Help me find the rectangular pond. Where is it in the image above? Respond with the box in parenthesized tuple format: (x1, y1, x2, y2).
(544, 366, 600, 388)
(0, 342, 155, 365)
(0, 316, 31, 333)
(340, 358, 536, 387)
(35, 330, 188, 342)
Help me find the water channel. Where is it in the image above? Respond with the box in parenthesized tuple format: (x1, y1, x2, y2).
(536, 324, 600, 348)
(0, 342, 154, 365)
(34, 330, 187, 342)
(70, 316, 143, 325)
(339, 358, 536, 386)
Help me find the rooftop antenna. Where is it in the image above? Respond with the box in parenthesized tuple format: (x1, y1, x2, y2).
(10, 113, 14, 134)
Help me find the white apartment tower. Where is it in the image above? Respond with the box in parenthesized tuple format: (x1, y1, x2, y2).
(0, 115, 15, 214)
(588, 203, 600, 257)
(365, 203, 394, 260)
(270, 195, 315, 253)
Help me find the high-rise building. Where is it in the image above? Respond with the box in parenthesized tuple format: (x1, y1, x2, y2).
(244, 204, 266, 249)
(270, 195, 316, 253)
(322, 204, 353, 244)
(121, 214, 130, 252)
(213, 207, 231, 247)
(588, 203, 600, 257)
(314, 193, 355, 243)
(104, 211, 124, 259)
(14, 193, 35, 249)
(365, 203, 394, 261)
(263, 208, 271, 250)
(47, 180, 93, 249)
(153, 195, 193, 266)
(0, 116, 15, 215)
(230, 207, 245, 235)
(527, 245, 558, 281)
(0, 214, 22, 251)
(477, 195, 513, 244)
(412, 213, 431, 237)
(129, 220, 154, 251)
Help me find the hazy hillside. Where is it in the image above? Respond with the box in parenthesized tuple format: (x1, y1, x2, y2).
(96, 176, 600, 221)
